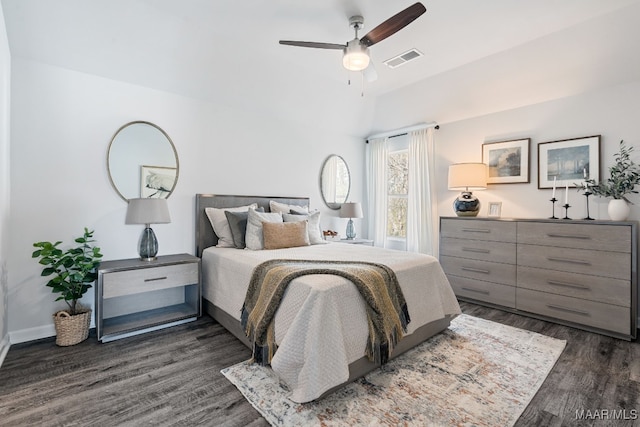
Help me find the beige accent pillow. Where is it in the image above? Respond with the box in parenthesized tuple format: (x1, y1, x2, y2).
(283, 211, 325, 245)
(262, 220, 310, 250)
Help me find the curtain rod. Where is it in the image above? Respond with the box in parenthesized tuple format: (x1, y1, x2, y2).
(366, 122, 439, 142)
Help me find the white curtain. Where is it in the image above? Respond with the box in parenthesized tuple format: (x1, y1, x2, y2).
(365, 137, 388, 247)
(406, 128, 438, 255)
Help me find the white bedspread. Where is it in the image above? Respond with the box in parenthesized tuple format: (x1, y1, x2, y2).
(202, 243, 460, 402)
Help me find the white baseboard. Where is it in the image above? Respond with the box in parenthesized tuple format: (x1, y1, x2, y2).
(9, 324, 55, 344)
(0, 334, 10, 368)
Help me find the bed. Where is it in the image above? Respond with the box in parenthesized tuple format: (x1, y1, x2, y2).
(195, 194, 461, 403)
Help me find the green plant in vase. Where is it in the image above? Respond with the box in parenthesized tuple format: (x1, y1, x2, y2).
(577, 140, 640, 220)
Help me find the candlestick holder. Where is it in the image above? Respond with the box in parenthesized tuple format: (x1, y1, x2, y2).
(549, 197, 558, 219)
(583, 190, 594, 220)
(562, 203, 571, 220)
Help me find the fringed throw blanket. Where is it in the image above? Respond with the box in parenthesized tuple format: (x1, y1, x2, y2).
(241, 259, 410, 366)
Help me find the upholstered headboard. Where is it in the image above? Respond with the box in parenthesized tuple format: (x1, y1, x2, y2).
(195, 194, 310, 257)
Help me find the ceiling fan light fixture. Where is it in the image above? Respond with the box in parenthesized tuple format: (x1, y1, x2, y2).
(342, 40, 370, 71)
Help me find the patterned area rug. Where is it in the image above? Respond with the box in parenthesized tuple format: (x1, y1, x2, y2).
(221, 314, 566, 426)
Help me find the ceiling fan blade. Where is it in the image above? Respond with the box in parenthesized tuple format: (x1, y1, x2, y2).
(360, 2, 426, 47)
(279, 40, 346, 50)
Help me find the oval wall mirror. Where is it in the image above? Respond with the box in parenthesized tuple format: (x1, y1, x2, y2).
(320, 155, 351, 210)
(107, 121, 179, 201)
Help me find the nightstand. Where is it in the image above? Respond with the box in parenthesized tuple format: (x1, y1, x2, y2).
(336, 238, 374, 246)
(96, 253, 201, 342)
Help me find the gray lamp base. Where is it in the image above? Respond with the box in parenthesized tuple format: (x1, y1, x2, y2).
(345, 218, 356, 240)
(139, 226, 159, 261)
(454, 191, 481, 217)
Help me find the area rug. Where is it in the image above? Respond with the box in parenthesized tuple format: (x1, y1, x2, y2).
(221, 314, 566, 426)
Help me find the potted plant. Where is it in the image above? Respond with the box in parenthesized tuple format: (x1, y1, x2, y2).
(32, 228, 103, 346)
(578, 140, 640, 221)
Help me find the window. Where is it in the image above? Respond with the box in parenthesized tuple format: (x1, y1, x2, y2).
(387, 149, 408, 239)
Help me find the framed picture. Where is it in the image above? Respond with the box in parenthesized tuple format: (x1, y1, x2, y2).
(482, 138, 530, 184)
(538, 135, 600, 189)
(487, 202, 502, 218)
(140, 165, 177, 198)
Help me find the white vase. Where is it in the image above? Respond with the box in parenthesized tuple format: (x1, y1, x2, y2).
(608, 199, 630, 221)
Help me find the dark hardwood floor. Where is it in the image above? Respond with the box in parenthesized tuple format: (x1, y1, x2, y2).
(0, 301, 638, 426)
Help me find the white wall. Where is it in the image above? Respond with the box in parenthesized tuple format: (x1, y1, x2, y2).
(7, 58, 365, 342)
(0, 2, 10, 364)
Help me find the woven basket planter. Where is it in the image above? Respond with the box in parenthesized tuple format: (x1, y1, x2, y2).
(53, 309, 91, 346)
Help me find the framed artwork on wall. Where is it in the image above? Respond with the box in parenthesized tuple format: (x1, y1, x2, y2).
(538, 135, 600, 189)
(482, 138, 530, 184)
(140, 165, 177, 198)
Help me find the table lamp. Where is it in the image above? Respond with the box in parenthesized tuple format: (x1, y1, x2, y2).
(448, 163, 487, 217)
(339, 202, 363, 240)
(125, 198, 171, 260)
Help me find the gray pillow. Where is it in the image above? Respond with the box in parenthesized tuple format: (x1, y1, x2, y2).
(225, 207, 265, 249)
(245, 210, 283, 250)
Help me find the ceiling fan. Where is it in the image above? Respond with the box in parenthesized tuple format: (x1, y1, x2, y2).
(279, 2, 426, 75)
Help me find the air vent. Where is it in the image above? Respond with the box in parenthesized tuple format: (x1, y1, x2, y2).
(383, 49, 423, 69)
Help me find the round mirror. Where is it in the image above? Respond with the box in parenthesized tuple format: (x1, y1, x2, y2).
(320, 155, 351, 210)
(107, 121, 179, 201)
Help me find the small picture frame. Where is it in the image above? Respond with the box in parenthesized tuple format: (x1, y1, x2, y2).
(487, 202, 502, 218)
(538, 135, 600, 189)
(482, 138, 530, 184)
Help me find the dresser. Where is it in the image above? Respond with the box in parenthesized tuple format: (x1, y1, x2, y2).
(96, 253, 201, 342)
(440, 217, 637, 340)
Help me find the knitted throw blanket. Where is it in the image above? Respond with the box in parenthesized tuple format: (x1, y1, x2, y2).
(241, 259, 411, 366)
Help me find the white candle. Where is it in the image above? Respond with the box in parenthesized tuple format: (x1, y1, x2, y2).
(565, 183, 569, 204)
(583, 168, 587, 179)
(552, 176, 557, 199)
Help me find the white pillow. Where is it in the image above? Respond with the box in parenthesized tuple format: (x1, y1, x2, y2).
(205, 203, 258, 248)
(269, 200, 309, 214)
(283, 211, 325, 245)
(245, 209, 283, 250)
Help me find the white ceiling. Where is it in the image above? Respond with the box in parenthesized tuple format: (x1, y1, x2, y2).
(3, 0, 640, 136)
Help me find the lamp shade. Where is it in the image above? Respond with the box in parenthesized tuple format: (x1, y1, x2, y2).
(125, 198, 171, 225)
(448, 163, 488, 191)
(340, 202, 364, 219)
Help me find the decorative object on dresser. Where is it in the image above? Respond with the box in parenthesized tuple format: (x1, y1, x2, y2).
(339, 202, 363, 239)
(538, 135, 600, 190)
(577, 140, 640, 221)
(482, 138, 530, 184)
(125, 198, 171, 261)
(487, 201, 502, 218)
(96, 253, 200, 342)
(31, 228, 103, 346)
(440, 217, 637, 340)
(447, 162, 487, 217)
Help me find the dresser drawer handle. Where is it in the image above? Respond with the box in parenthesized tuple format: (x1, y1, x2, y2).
(462, 228, 491, 233)
(546, 257, 592, 266)
(546, 304, 590, 317)
(461, 287, 490, 295)
(546, 233, 591, 240)
(461, 266, 490, 274)
(462, 247, 491, 254)
(144, 276, 168, 282)
(547, 280, 590, 291)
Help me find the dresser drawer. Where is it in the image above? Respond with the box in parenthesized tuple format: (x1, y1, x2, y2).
(103, 263, 199, 298)
(517, 266, 630, 307)
(517, 244, 630, 280)
(517, 288, 630, 335)
(448, 275, 516, 308)
(440, 237, 516, 264)
(440, 218, 516, 243)
(517, 222, 631, 253)
(440, 255, 516, 285)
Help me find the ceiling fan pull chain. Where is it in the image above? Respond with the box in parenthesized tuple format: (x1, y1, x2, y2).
(361, 72, 365, 97)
